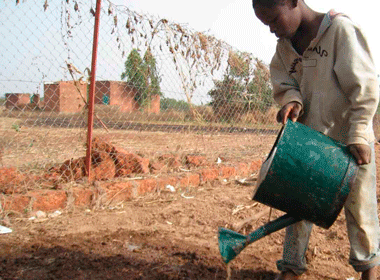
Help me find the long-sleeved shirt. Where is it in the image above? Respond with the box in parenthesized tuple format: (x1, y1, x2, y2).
(270, 10, 379, 145)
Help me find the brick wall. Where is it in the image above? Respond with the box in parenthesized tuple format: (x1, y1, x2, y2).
(147, 94, 160, 114)
(110, 81, 139, 112)
(44, 80, 160, 113)
(94, 81, 138, 112)
(94, 80, 160, 113)
(44, 83, 60, 112)
(44, 81, 87, 113)
(60, 82, 87, 113)
(94, 81, 110, 105)
(5, 93, 30, 109)
(31, 94, 40, 107)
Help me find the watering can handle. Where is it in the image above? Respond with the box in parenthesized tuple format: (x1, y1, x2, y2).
(218, 214, 300, 264)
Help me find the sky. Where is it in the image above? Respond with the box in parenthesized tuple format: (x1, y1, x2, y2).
(125, 0, 380, 72)
(1, 0, 379, 101)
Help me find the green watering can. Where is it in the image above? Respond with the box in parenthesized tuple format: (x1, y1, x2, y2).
(218, 120, 359, 264)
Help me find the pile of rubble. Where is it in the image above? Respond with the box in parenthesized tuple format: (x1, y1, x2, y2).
(0, 137, 212, 194)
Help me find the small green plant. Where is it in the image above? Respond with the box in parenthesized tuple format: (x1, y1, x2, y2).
(12, 124, 20, 132)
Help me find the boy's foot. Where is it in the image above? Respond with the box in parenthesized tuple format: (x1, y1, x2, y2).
(361, 266, 377, 280)
(275, 271, 300, 280)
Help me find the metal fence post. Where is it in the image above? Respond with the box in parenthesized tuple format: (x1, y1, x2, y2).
(86, 0, 102, 181)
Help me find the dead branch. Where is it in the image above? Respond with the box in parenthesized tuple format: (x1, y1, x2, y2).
(66, 62, 110, 132)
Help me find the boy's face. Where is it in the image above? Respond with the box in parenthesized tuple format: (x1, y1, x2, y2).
(254, 1, 301, 39)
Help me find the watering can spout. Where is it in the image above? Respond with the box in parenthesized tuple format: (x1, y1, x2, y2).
(218, 214, 299, 264)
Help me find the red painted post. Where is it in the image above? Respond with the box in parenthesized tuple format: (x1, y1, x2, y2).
(85, 0, 102, 181)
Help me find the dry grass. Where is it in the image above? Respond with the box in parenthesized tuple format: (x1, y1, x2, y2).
(0, 104, 282, 176)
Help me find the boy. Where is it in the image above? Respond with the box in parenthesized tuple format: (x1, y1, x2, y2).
(251, 0, 380, 279)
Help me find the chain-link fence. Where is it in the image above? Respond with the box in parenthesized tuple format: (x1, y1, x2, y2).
(1, 0, 285, 193)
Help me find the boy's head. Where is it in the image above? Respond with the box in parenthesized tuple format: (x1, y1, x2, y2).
(252, 0, 302, 39)
(252, 0, 287, 8)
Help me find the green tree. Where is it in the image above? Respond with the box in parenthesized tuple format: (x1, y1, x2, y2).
(209, 75, 246, 122)
(143, 47, 162, 103)
(208, 51, 251, 122)
(208, 52, 273, 122)
(121, 48, 162, 107)
(247, 59, 273, 112)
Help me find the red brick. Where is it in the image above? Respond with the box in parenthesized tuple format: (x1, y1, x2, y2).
(90, 152, 116, 181)
(112, 149, 150, 176)
(156, 177, 178, 190)
(185, 155, 208, 167)
(236, 162, 250, 177)
(250, 160, 263, 173)
(0, 194, 30, 212)
(29, 190, 67, 212)
(219, 166, 237, 178)
(150, 161, 167, 174)
(0, 167, 28, 194)
(199, 168, 219, 183)
(103, 182, 133, 202)
(59, 157, 86, 182)
(136, 179, 157, 195)
(72, 188, 94, 207)
(158, 154, 182, 168)
(179, 173, 200, 187)
(92, 137, 115, 154)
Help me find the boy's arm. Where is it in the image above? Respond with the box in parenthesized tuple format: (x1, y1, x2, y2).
(333, 18, 379, 147)
(270, 48, 303, 123)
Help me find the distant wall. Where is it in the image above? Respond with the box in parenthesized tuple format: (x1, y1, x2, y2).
(109, 81, 139, 113)
(95, 81, 138, 112)
(31, 94, 41, 107)
(5, 93, 30, 109)
(44, 81, 87, 113)
(147, 94, 160, 114)
(94, 81, 160, 113)
(43, 80, 160, 113)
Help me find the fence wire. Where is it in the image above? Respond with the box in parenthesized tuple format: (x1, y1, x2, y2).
(1, 0, 282, 192)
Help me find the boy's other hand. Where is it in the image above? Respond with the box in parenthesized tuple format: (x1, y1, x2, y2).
(349, 144, 371, 165)
(277, 102, 302, 125)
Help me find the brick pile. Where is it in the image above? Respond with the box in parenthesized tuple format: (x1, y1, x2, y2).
(0, 137, 262, 213)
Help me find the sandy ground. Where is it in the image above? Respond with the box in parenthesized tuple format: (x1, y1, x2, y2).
(2, 158, 379, 280)
(1, 119, 380, 280)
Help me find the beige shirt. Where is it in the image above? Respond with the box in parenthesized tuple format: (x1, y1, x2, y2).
(270, 10, 379, 145)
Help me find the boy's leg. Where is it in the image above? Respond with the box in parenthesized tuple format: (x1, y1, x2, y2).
(345, 143, 380, 274)
(361, 266, 377, 280)
(276, 220, 313, 276)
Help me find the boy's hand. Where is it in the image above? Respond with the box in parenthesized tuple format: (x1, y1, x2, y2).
(348, 144, 371, 165)
(277, 102, 302, 125)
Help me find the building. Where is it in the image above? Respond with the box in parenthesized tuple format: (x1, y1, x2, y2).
(43, 80, 160, 114)
(43, 81, 87, 113)
(5, 93, 31, 110)
(95, 81, 138, 112)
(95, 81, 160, 114)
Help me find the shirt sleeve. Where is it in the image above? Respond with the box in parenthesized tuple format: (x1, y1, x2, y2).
(333, 17, 379, 145)
(270, 45, 303, 108)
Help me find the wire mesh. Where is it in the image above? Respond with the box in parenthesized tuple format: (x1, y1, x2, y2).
(1, 0, 282, 194)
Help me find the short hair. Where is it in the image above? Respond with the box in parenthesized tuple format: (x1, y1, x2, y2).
(252, 0, 287, 8)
